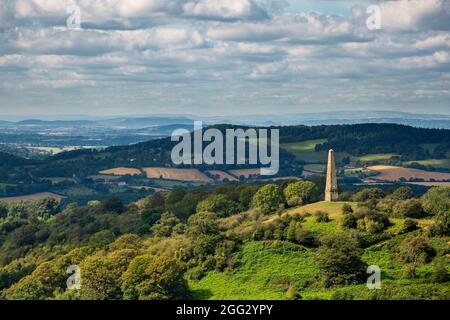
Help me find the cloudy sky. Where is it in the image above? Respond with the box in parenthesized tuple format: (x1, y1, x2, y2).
(0, 0, 449, 117)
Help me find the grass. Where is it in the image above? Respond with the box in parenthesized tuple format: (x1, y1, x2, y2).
(356, 153, 398, 162)
(304, 164, 325, 173)
(404, 159, 450, 170)
(281, 139, 328, 163)
(190, 241, 318, 300)
(282, 201, 358, 219)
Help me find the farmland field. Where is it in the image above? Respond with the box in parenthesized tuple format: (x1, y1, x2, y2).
(205, 170, 238, 181)
(404, 159, 450, 170)
(0, 192, 64, 203)
(368, 165, 450, 182)
(229, 168, 261, 179)
(281, 139, 353, 164)
(143, 167, 212, 182)
(99, 167, 142, 176)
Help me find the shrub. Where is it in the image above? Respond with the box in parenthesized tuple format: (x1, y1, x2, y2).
(402, 264, 418, 279)
(398, 236, 435, 264)
(341, 203, 354, 215)
(401, 219, 418, 233)
(352, 188, 385, 202)
(432, 262, 449, 283)
(314, 211, 330, 223)
(315, 233, 367, 287)
(392, 199, 424, 218)
(341, 214, 357, 230)
(390, 187, 415, 200)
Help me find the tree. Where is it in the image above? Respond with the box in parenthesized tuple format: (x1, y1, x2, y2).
(4, 275, 48, 300)
(150, 213, 185, 237)
(315, 233, 367, 287)
(101, 196, 125, 214)
(392, 199, 424, 218)
(34, 198, 60, 220)
(352, 188, 385, 202)
(422, 186, 450, 216)
(121, 254, 154, 300)
(109, 234, 143, 251)
(390, 187, 415, 200)
(252, 184, 285, 214)
(196, 194, 240, 217)
(136, 255, 189, 300)
(422, 187, 450, 237)
(80, 249, 138, 300)
(283, 181, 317, 206)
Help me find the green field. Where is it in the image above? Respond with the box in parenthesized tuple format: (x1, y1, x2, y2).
(404, 159, 450, 170)
(356, 153, 398, 162)
(281, 139, 353, 164)
(304, 164, 325, 173)
(282, 201, 357, 219)
(190, 241, 318, 300)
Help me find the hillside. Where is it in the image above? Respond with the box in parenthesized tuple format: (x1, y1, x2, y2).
(0, 181, 448, 300)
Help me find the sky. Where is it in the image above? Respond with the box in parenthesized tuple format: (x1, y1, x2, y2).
(0, 0, 449, 117)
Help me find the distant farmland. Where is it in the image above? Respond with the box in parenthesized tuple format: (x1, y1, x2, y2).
(368, 165, 450, 182)
(0, 192, 65, 203)
(206, 170, 238, 181)
(99, 167, 142, 176)
(229, 169, 261, 179)
(143, 167, 213, 182)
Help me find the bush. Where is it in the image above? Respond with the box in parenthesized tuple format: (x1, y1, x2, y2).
(392, 199, 424, 218)
(315, 233, 367, 287)
(398, 236, 435, 264)
(314, 211, 330, 223)
(341, 214, 357, 229)
(390, 187, 415, 200)
(341, 204, 354, 215)
(402, 264, 417, 279)
(432, 263, 449, 283)
(401, 219, 418, 233)
(352, 188, 385, 202)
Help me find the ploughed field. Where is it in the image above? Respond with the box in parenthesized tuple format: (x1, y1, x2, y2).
(368, 165, 450, 182)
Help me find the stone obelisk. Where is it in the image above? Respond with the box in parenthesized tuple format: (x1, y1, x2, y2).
(325, 149, 338, 202)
